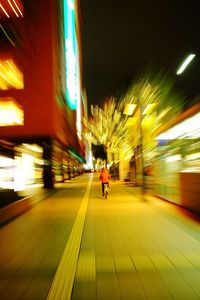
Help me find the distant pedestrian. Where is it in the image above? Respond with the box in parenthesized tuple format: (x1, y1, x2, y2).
(99, 167, 110, 196)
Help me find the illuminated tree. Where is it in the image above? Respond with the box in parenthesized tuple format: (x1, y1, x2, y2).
(122, 71, 187, 152)
(83, 71, 187, 184)
(83, 97, 134, 166)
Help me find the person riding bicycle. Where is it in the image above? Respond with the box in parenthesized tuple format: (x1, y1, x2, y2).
(99, 167, 110, 196)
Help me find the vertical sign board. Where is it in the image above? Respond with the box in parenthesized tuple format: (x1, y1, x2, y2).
(63, 0, 78, 110)
(63, 0, 82, 139)
(76, 46, 82, 139)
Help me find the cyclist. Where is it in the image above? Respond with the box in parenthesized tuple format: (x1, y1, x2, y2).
(99, 167, 110, 196)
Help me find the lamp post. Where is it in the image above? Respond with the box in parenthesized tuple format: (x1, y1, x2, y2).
(138, 98, 145, 195)
(123, 102, 145, 193)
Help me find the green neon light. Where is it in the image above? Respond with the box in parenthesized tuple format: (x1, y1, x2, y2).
(63, 0, 77, 109)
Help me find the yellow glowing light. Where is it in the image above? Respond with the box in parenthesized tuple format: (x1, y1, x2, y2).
(125, 117, 137, 126)
(0, 66, 14, 86)
(0, 98, 24, 126)
(0, 81, 7, 90)
(123, 104, 137, 115)
(0, 3, 10, 18)
(142, 115, 155, 128)
(176, 54, 196, 75)
(0, 59, 24, 90)
(22, 144, 43, 153)
(143, 103, 157, 115)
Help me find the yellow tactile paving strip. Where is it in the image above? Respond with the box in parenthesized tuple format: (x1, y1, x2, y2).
(47, 175, 93, 300)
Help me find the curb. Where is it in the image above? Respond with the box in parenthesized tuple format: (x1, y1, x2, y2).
(0, 196, 32, 225)
(0, 188, 61, 226)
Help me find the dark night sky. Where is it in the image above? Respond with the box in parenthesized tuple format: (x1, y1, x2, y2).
(80, 0, 200, 109)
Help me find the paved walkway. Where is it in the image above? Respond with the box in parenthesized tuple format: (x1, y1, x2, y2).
(0, 174, 200, 299)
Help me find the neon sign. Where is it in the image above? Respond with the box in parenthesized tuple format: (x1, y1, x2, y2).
(63, 0, 78, 109)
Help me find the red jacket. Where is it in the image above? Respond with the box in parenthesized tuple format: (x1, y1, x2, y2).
(99, 169, 110, 183)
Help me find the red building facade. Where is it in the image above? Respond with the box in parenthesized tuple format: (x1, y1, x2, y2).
(0, 0, 85, 189)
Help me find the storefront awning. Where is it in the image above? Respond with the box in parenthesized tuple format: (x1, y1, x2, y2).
(67, 146, 86, 163)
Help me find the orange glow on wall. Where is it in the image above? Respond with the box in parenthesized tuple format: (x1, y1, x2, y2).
(0, 59, 24, 90)
(0, 97, 24, 126)
(0, 0, 23, 18)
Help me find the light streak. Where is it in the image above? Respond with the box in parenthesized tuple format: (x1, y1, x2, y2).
(0, 3, 10, 17)
(176, 54, 196, 75)
(0, 65, 13, 86)
(12, 0, 23, 17)
(7, 60, 21, 77)
(7, 0, 19, 17)
(0, 59, 24, 89)
(0, 24, 15, 46)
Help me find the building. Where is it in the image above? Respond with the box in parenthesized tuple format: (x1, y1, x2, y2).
(0, 0, 86, 190)
(155, 102, 200, 214)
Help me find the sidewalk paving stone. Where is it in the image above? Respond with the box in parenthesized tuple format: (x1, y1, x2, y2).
(0, 174, 200, 299)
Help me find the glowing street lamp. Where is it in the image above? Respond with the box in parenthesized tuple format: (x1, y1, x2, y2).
(176, 54, 196, 75)
(123, 103, 136, 115)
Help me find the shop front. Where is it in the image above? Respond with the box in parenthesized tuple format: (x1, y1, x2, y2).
(52, 142, 85, 183)
(155, 105, 200, 213)
(0, 140, 15, 190)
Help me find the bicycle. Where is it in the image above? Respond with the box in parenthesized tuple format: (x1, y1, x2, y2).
(103, 183, 109, 199)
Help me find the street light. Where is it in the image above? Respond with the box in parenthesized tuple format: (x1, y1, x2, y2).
(123, 104, 137, 115)
(176, 54, 196, 75)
